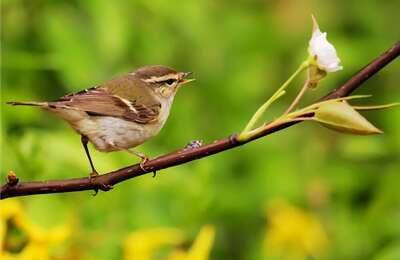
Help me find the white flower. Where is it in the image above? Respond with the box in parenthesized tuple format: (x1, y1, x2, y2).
(308, 16, 342, 72)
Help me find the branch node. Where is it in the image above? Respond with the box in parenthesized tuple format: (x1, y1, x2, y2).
(185, 140, 204, 149)
(229, 134, 240, 145)
(6, 170, 19, 186)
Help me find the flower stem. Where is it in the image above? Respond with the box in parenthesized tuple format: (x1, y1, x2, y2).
(283, 73, 310, 115)
(241, 60, 309, 134)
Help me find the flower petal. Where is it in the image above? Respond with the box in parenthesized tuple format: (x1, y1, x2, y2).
(308, 16, 342, 72)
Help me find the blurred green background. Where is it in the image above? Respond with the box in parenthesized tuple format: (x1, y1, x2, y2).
(1, 0, 399, 259)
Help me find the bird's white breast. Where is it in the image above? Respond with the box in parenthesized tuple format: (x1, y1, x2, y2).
(82, 117, 157, 151)
(59, 95, 174, 152)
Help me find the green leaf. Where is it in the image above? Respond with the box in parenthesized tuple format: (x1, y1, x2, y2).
(313, 101, 383, 135)
(352, 103, 400, 111)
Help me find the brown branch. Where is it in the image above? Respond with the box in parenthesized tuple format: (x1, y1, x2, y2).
(1, 42, 399, 199)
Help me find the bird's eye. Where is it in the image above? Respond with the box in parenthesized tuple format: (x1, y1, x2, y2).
(165, 79, 175, 85)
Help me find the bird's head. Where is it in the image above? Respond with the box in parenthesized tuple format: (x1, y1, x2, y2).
(135, 65, 194, 98)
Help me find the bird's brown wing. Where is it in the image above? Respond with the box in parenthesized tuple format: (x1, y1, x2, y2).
(53, 87, 161, 124)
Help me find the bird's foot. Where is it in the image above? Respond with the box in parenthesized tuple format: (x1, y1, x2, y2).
(101, 183, 113, 191)
(122, 149, 156, 176)
(92, 189, 99, 196)
(138, 155, 157, 177)
(122, 149, 150, 172)
(89, 171, 99, 179)
(139, 156, 149, 172)
(88, 171, 99, 196)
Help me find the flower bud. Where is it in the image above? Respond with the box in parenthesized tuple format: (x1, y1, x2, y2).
(313, 101, 383, 135)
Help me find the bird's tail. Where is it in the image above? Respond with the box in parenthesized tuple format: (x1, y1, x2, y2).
(7, 101, 48, 107)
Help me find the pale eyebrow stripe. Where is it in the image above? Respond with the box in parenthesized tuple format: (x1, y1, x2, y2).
(143, 74, 179, 83)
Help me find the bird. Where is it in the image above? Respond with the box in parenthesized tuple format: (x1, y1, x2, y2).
(8, 65, 194, 176)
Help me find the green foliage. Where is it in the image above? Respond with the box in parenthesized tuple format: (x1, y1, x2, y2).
(1, 0, 399, 259)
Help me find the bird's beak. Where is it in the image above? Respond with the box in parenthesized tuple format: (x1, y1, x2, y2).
(178, 72, 195, 86)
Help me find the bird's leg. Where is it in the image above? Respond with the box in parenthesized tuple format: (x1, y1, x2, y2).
(81, 135, 99, 177)
(123, 149, 150, 172)
(110, 144, 155, 175)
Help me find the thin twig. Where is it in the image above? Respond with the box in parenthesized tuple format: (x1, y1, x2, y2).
(1, 42, 399, 199)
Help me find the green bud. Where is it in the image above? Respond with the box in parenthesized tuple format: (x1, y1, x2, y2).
(307, 64, 327, 89)
(313, 101, 383, 135)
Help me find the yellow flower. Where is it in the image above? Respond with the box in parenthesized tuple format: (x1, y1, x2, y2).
(123, 228, 184, 260)
(168, 225, 215, 260)
(0, 199, 69, 260)
(123, 225, 215, 260)
(264, 200, 329, 260)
